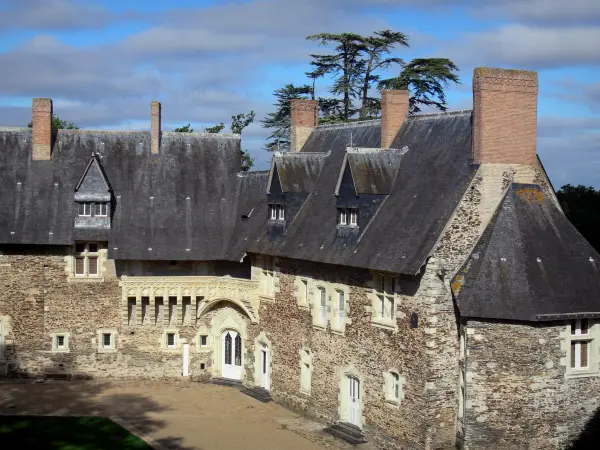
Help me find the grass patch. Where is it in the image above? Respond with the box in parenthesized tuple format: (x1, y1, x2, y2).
(0, 416, 152, 449)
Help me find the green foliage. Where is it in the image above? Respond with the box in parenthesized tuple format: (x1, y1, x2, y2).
(261, 84, 312, 152)
(379, 58, 460, 114)
(27, 115, 79, 130)
(230, 111, 255, 172)
(556, 184, 600, 253)
(204, 122, 225, 133)
(173, 123, 193, 132)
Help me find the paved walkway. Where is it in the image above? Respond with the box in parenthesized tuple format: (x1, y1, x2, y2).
(0, 379, 358, 450)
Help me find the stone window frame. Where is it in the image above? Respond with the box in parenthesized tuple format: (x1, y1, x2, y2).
(313, 284, 328, 329)
(161, 329, 181, 351)
(96, 329, 117, 353)
(50, 332, 71, 353)
(294, 277, 311, 310)
(69, 241, 105, 282)
(260, 255, 278, 298)
(369, 272, 398, 331)
(562, 319, 600, 378)
(299, 345, 313, 395)
(382, 368, 405, 408)
(196, 329, 212, 353)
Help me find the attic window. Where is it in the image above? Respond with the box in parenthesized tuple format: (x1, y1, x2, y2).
(338, 208, 358, 226)
(269, 204, 285, 221)
(96, 203, 108, 216)
(78, 202, 92, 216)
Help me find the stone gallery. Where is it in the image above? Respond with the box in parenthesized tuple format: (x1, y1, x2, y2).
(0, 67, 599, 449)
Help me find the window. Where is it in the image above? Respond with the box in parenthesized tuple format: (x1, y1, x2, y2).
(337, 208, 358, 226)
(97, 330, 117, 352)
(200, 335, 208, 347)
(300, 347, 312, 394)
(571, 319, 590, 370)
(268, 204, 285, 221)
(376, 274, 395, 321)
(127, 298, 136, 326)
(166, 333, 176, 349)
(73, 242, 102, 277)
(95, 203, 108, 216)
(318, 287, 327, 325)
(336, 290, 345, 329)
(51, 332, 70, 353)
(302, 279, 309, 305)
(384, 370, 404, 406)
(78, 202, 91, 216)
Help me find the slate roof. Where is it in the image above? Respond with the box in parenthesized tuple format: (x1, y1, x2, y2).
(268, 152, 328, 194)
(0, 129, 249, 261)
(451, 184, 600, 321)
(242, 110, 476, 274)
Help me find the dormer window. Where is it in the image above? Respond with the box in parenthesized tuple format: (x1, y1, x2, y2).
(78, 202, 92, 216)
(96, 203, 108, 216)
(269, 204, 285, 221)
(338, 208, 358, 226)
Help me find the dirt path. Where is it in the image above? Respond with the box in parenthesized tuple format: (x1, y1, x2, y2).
(0, 380, 359, 450)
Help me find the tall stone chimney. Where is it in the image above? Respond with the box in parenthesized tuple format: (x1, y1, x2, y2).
(32, 98, 53, 160)
(472, 67, 538, 165)
(151, 101, 161, 154)
(381, 89, 409, 149)
(290, 99, 318, 152)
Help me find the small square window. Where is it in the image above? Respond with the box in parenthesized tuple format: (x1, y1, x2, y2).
(200, 335, 208, 346)
(167, 333, 176, 348)
(75, 243, 85, 253)
(56, 335, 65, 348)
(88, 243, 98, 253)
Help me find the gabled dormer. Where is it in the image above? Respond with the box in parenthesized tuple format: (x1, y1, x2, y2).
(74, 153, 113, 229)
(266, 152, 328, 235)
(334, 147, 407, 236)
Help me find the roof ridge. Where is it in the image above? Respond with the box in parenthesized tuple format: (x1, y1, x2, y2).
(316, 119, 381, 130)
(274, 150, 331, 158)
(409, 109, 472, 120)
(0, 127, 30, 132)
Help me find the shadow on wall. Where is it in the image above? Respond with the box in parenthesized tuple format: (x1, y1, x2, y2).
(0, 375, 196, 450)
(567, 407, 600, 450)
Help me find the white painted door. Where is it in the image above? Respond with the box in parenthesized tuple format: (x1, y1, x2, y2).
(260, 344, 270, 390)
(348, 376, 361, 426)
(222, 330, 242, 380)
(182, 343, 190, 377)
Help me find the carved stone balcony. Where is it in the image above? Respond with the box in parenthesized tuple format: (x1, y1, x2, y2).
(120, 276, 261, 324)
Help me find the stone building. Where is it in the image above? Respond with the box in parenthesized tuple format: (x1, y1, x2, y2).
(0, 66, 599, 449)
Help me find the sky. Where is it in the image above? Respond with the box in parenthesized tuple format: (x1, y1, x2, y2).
(0, 0, 598, 188)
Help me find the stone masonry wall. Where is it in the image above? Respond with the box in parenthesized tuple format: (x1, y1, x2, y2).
(463, 320, 600, 449)
(252, 256, 429, 450)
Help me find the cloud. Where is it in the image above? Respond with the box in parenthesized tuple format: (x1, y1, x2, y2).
(0, 0, 115, 30)
(444, 25, 600, 69)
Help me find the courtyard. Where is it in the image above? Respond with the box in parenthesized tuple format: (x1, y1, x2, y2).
(0, 379, 359, 450)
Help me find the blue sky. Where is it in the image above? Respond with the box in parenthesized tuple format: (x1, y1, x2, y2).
(0, 0, 598, 187)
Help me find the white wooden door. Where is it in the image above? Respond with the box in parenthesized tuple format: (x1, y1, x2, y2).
(261, 344, 270, 390)
(348, 376, 361, 426)
(222, 330, 242, 380)
(182, 343, 190, 377)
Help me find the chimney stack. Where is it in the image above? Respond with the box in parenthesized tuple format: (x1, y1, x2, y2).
(151, 101, 161, 154)
(290, 99, 318, 152)
(381, 89, 409, 149)
(32, 98, 53, 160)
(472, 67, 538, 165)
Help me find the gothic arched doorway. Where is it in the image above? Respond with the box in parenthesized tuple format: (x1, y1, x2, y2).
(221, 329, 243, 380)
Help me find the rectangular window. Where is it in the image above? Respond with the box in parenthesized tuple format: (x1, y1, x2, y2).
(182, 297, 191, 325)
(269, 205, 277, 220)
(95, 203, 108, 216)
(168, 298, 177, 325)
(141, 297, 150, 325)
(102, 333, 112, 348)
(348, 208, 358, 226)
(200, 335, 208, 347)
(302, 279, 309, 305)
(336, 291, 345, 329)
(277, 205, 285, 220)
(571, 319, 592, 370)
(167, 333, 176, 348)
(263, 256, 274, 295)
(318, 287, 327, 325)
(73, 242, 102, 278)
(56, 335, 65, 348)
(338, 208, 347, 225)
(374, 273, 396, 324)
(78, 202, 91, 216)
(127, 298, 136, 326)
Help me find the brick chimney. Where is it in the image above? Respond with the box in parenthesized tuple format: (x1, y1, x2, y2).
(381, 89, 409, 149)
(151, 101, 161, 154)
(32, 98, 53, 160)
(472, 67, 538, 165)
(290, 99, 318, 152)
